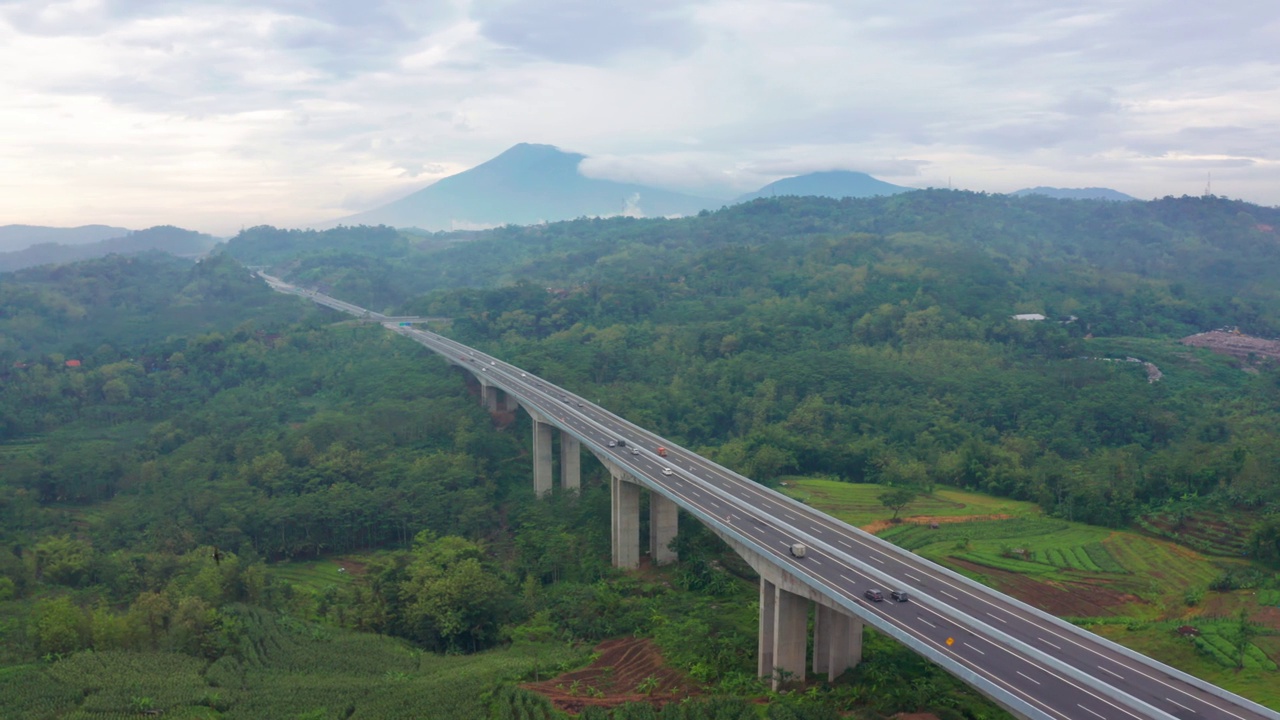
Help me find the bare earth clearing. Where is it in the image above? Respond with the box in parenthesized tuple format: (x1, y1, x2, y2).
(1181, 330, 1280, 362)
(524, 637, 700, 714)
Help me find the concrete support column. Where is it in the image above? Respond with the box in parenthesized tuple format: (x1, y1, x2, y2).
(773, 587, 809, 688)
(814, 603, 832, 676)
(814, 605, 862, 679)
(758, 578, 777, 680)
(480, 383, 499, 411)
(532, 420, 553, 497)
(503, 390, 520, 413)
(847, 617, 864, 675)
(649, 492, 678, 565)
(560, 434, 581, 492)
(610, 471, 641, 569)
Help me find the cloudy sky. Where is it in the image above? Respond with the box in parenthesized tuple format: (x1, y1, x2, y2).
(2, 0, 1278, 234)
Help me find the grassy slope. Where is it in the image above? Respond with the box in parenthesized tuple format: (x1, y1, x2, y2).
(784, 477, 1040, 526)
(0, 606, 582, 720)
(782, 479, 1280, 710)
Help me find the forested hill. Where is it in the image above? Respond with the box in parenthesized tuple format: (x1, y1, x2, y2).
(0, 253, 310, 358)
(0, 225, 218, 273)
(221, 191, 1280, 531)
(224, 192, 1280, 334)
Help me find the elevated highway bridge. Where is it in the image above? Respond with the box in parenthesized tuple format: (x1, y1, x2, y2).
(261, 273, 1279, 720)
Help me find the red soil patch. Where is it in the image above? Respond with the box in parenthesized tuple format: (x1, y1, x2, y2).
(335, 559, 368, 575)
(861, 514, 1013, 535)
(524, 637, 699, 714)
(948, 558, 1140, 617)
(1253, 606, 1280, 631)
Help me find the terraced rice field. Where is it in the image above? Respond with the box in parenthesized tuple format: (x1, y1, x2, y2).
(792, 482, 1230, 613)
(1139, 506, 1260, 557)
(1099, 532, 1224, 598)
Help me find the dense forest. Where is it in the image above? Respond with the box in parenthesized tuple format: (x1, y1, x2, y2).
(228, 192, 1280, 532)
(2, 191, 1280, 717)
(226, 192, 1280, 337)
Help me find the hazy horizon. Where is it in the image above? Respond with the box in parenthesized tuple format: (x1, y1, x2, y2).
(2, 0, 1277, 235)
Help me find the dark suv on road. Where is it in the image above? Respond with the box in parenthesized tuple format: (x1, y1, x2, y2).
(890, 590, 910, 602)
(864, 589, 884, 602)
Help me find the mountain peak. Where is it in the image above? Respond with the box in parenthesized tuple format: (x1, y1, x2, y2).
(737, 170, 912, 202)
(463, 143, 587, 182)
(1012, 186, 1136, 202)
(328, 144, 713, 230)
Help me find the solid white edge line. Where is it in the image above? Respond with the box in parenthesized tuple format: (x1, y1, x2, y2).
(1077, 703, 1106, 719)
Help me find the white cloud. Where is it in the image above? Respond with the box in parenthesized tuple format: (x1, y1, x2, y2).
(1, 0, 1278, 233)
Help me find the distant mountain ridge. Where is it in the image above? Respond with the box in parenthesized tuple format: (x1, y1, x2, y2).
(736, 170, 913, 202)
(1012, 186, 1137, 201)
(0, 224, 132, 253)
(0, 225, 218, 273)
(332, 143, 716, 231)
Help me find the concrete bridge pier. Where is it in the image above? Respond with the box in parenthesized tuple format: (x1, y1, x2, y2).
(814, 603, 863, 680)
(604, 461, 641, 569)
(649, 493, 679, 565)
(532, 418, 554, 497)
(718, 535, 864, 689)
(479, 381, 500, 412)
(759, 578, 809, 687)
(521, 402, 579, 495)
(560, 434, 581, 492)
(499, 389, 520, 413)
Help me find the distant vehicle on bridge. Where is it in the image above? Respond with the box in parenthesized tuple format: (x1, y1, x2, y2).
(656, 446, 668, 457)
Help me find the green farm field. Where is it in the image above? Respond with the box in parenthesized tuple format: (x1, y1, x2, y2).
(781, 478, 1041, 527)
(782, 479, 1231, 608)
(264, 555, 364, 592)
